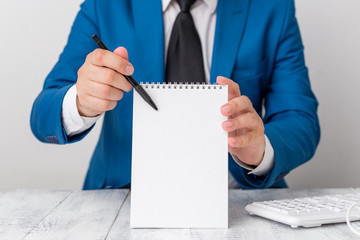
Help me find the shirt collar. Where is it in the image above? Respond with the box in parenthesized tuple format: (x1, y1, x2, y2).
(162, 0, 218, 14)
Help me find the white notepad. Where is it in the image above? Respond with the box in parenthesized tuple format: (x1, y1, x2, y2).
(131, 83, 228, 228)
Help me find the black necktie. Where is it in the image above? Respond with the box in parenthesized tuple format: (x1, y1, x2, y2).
(165, 0, 206, 84)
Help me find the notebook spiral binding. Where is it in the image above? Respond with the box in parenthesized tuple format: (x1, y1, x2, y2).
(140, 82, 223, 90)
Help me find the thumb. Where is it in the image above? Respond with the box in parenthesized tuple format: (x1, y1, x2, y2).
(113, 46, 129, 61)
(216, 76, 241, 100)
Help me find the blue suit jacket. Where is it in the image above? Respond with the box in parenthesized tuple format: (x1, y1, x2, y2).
(31, 0, 320, 190)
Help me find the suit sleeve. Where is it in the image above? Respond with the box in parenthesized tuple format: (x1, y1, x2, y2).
(30, 0, 99, 144)
(234, 0, 320, 188)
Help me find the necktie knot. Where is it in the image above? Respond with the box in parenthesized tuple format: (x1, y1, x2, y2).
(177, 0, 196, 12)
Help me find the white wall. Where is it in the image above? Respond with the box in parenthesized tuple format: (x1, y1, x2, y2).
(288, 0, 360, 188)
(0, 0, 100, 191)
(0, 0, 359, 191)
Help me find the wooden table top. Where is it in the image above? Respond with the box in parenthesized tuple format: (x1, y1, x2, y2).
(0, 188, 358, 239)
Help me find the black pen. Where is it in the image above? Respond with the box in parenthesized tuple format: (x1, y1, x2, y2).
(91, 34, 158, 111)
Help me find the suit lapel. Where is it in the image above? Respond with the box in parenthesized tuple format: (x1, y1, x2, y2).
(132, 0, 165, 83)
(210, 0, 251, 84)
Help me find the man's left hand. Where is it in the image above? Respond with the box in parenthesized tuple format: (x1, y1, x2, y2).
(217, 76, 265, 167)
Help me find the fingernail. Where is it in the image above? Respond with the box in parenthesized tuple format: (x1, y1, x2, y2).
(221, 105, 232, 113)
(229, 138, 237, 144)
(224, 121, 234, 128)
(126, 64, 134, 75)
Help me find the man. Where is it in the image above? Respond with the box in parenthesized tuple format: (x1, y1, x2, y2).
(30, 0, 320, 190)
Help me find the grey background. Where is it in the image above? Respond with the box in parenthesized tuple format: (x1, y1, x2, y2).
(0, 0, 359, 191)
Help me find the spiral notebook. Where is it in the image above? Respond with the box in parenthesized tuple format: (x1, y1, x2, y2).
(131, 83, 228, 228)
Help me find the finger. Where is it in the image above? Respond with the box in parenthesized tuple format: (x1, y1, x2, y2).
(89, 49, 134, 75)
(220, 95, 253, 117)
(222, 112, 258, 132)
(78, 94, 118, 114)
(228, 132, 255, 148)
(87, 65, 133, 92)
(84, 80, 124, 101)
(113, 47, 129, 61)
(216, 76, 241, 100)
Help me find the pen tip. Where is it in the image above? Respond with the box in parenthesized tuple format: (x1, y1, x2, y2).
(149, 101, 158, 111)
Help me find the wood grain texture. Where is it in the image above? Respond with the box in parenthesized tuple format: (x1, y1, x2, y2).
(0, 190, 70, 240)
(0, 189, 359, 239)
(22, 189, 128, 240)
(106, 193, 192, 240)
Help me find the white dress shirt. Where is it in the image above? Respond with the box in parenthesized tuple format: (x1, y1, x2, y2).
(61, 0, 275, 186)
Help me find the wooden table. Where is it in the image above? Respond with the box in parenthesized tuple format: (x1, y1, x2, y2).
(0, 188, 357, 239)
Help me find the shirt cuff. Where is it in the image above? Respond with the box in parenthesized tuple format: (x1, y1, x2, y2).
(231, 135, 275, 176)
(61, 85, 101, 137)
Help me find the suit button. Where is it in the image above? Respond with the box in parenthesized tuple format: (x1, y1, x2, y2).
(46, 136, 58, 144)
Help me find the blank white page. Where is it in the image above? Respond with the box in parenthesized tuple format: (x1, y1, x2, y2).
(131, 83, 228, 228)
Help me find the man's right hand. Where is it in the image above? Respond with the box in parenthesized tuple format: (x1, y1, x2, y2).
(76, 47, 134, 117)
